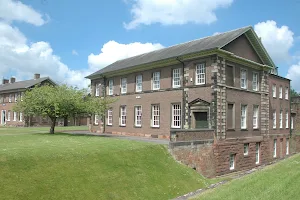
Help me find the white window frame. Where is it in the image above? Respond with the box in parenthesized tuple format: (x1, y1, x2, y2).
(195, 63, 205, 85)
(107, 109, 113, 126)
(95, 83, 100, 97)
(244, 143, 249, 156)
(285, 87, 289, 100)
(121, 78, 127, 94)
(252, 72, 259, 91)
(136, 75, 142, 92)
(240, 69, 247, 89)
(286, 139, 289, 155)
(273, 111, 277, 129)
(19, 112, 22, 122)
(291, 116, 294, 129)
(273, 139, 277, 158)
(279, 110, 283, 129)
(14, 93, 18, 102)
(229, 154, 235, 170)
(172, 68, 181, 88)
(151, 105, 160, 127)
(272, 85, 276, 98)
(108, 79, 114, 95)
(134, 106, 142, 127)
(120, 106, 126, 126)
(255, 143, 260, 164)
(21, 92, 23, 101)
(171, 103, 181, 128)
(152, 72, 160, 90)
(241, 105, 247, 129)
(13, 112, 17, 121)
(7, 111, 10, 121)
(9, 94, 12, 103)
(253, 105, 259, 129)
(94, 114, 99, 125)
(286, 111, 289, 129)
(279, 86, 283, 99)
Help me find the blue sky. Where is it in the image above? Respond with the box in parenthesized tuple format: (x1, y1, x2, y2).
(1, 0, 300, 90)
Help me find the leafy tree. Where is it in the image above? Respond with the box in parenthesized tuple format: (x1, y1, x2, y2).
(13, 84, 113, 134)
(291, 88, 299, 97)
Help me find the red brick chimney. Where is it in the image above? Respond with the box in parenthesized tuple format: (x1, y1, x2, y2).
(2, 79, 9, 84)
(10, 77, 16, 83)
(34, 73, 40, 79)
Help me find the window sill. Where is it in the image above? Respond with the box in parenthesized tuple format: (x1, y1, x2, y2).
(134, 125, 142, 128)
(107, 124, 112, 126)
(244, 154, 249, 157)
(119, 125, 126, 127)
(227, 129, 235, 131)
(151, 126, 160, 129)
(241, 129, 248, 131)
(253, 128, 260, 131)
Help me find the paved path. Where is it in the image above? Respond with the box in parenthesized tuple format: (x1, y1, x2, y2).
(62, 131, 169, 145)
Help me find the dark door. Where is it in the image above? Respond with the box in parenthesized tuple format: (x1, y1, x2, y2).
(194, 112, 208, 128)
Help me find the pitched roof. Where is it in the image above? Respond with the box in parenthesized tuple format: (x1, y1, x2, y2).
(0, 77, 55, 92)
(86, 26, 275, 79)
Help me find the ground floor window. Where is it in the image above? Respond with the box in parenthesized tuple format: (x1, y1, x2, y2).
(244, 143, 249, 156)
(151, 105, 160, 127)
(107, 109, 113, 125)
(134, 106, 142, 127)
(120, 106, 126, 126)
(256, 143, 260, 164)
(7, 111, 11, 121)
(286, 139, 289, 155)
(19, 112, 23, 122)
(13, 112, 17, 121)
(94, 114, 99, 125)
(273, 139, 277, 158)
(171, 104, 181, 128)
(229, 154, 235, 170)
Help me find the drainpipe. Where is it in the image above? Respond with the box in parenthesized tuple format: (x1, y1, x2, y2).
(176, 57, 185, 130)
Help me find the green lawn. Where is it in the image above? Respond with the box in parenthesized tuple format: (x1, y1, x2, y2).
(193, 154, 300, 200)
(0, 127, 217, 200)
(0, 125, 88, 135)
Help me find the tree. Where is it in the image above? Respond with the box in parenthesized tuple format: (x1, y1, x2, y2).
(291, 88, 299, 97)
(13, 84, 112, 134)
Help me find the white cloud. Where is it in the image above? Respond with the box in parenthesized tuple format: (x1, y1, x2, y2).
(124, 0, 234, 29)
(254, 20, 294, 64)
(0, 0, 47, 26)
(88, 40, 164, 71)
(287, 62, 300, 92)
(72, 50, 78, 56)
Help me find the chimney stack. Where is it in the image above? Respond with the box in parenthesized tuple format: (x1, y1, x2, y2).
(10, 77, 16, 83)
(34, 73, 40, 79)
(2, 79, 9, 84)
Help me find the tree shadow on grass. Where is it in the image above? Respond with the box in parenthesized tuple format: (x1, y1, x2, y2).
(33, 132, 113, 138)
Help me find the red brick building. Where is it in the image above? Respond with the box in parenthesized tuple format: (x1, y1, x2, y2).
(86, 26, 293, 177)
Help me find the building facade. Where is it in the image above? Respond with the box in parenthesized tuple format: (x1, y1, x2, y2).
(87, 26, 293, 177)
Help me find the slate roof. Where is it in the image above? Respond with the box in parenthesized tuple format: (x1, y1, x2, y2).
(0, 77, 54, 92)
(86, 26, 255, 78)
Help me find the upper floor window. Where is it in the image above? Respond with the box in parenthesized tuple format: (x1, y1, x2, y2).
(240, 69, 247, 89)
(136, 75, 142, 92)
(121, 78, 127, 94)
(95, 83, 100, 97)
(252, 72, 259, 91)
(241, 105, 247, 129)
(120, 106, 126, 126)
(9, 94, 12, 103)
(134, 106, 142, 127)
(272, 85, 276, 98)
(196, 63, 205, 85)
(279, 86, 283, 99)
(172, 68, 181, 88)
(286, 111, 289, 129)
(273, 110, 276, 129)
(14, 93, 18, 102)
(279, 110, 283, 128)
(285, 87, 289, 100)
(152, 72, 160, 90)
(107, 109, 113, 125)
(171, 103, 181, 128)
(108, 79, 114, 95)
(151, 105, 160, 127)
(253, 105, 259, 129)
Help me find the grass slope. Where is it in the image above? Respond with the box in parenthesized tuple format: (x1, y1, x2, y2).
(194, 154, 300, 200)
(0, 128, 216, 200)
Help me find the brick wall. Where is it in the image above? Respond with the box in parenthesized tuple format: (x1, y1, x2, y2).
(169, 140, 216, 178)
(170, 129, 214, 142)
